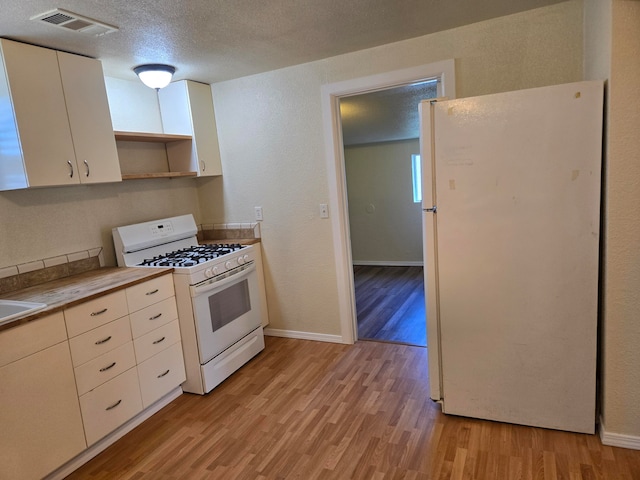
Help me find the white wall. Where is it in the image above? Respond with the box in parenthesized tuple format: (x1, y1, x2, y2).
(585, 0, 640, 446)
(203, 1, 584, 336)
(0, 180, 200, 268)
(345, 140, 422, 265)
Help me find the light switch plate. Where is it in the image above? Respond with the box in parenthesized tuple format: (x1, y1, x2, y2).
(255, 206, 263, 221)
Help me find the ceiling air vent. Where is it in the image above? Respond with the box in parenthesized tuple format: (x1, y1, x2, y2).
(30, 9, 119, 36)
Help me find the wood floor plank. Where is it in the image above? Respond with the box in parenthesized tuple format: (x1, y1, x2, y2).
(65, 337, 640, 479)
(354, 265, 426, 346)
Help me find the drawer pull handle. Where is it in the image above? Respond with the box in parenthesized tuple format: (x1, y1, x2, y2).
(152, 336, 166, 345)
(105, 399, 122, 411)
(95, 336, 112, 345)
(150, 313, 163, 321)
(146, 289, 159, 296)
(90, 308, 108, 316)
(157, 369, 170, 378)
(99, 362, 116, 372)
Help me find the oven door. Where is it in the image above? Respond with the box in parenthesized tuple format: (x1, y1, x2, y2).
(190, 262, 262, 364)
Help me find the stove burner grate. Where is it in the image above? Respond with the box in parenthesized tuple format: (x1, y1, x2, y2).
(137, 243, 244, 267)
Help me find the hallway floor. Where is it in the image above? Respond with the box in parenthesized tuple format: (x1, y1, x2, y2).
(354, 265, 426, 347)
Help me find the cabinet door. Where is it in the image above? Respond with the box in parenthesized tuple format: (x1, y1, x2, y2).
(0, 342, 86, 479)
(58, 51, 122, 184)
(159, 80, 222, 176)
(0, 39, 78, 187)
(188, 81, 222, 176)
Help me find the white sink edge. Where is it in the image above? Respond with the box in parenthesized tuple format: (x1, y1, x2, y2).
(0, 300, 48, 326)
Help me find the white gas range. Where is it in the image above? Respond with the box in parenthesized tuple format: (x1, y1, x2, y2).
(113, 214, 264, 394)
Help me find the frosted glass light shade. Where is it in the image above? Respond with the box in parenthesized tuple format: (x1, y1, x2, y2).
(133, 64, 175, 90)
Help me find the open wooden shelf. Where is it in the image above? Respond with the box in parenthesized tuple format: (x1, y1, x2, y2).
(121, 171, 198, 180)
(114, 131, 192, 143)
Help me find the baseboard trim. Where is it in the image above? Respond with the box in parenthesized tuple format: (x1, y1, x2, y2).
(599, 415, 640, 450)
(46, 387, 183, 479)
(352, 260, 424, 267)
(264, 327, 345, 344)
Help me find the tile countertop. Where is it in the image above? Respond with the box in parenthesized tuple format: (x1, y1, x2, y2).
(0, 267, 173, 332)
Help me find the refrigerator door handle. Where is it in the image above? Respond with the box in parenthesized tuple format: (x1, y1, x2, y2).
(424, 206, 437, 213)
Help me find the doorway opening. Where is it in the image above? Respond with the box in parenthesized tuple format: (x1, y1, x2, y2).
(320, 60, 456, 346)
(340, 82, 438, 347)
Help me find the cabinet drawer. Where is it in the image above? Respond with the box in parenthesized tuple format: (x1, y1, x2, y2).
(74, 342, 136, 396)
(69, 316, 132, 367)
(79, 367, 142, 446)
(130, 296, 178, 338)
(138, 342, 186, 408)
(126, 274, 174, 313)
(0, 312, 67, 367)
(134, 320, 182, 364)
(65, 290, 128, 337)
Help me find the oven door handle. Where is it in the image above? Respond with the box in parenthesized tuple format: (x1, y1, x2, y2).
(190, 262, 255, 296)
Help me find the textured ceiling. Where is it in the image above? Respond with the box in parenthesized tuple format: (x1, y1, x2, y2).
(340, 81, 438, 146)
(0, 0, 567, 144)
(1, 0, 566, 84)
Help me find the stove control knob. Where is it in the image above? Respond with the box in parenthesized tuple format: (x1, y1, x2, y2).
(205, 268, 214, 278)
(225, 261, 232, 269)
(243, 254, 249, 263)
(237, 255, 245, 265)
(213, 266, 221, 275)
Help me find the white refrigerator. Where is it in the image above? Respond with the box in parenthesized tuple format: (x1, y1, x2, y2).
(420, 80, 603, 434)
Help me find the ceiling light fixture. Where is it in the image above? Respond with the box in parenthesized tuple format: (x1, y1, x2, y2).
(133, 64, 176, 90)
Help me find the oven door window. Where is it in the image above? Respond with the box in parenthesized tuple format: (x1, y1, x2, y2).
(208, 279, 251, 332)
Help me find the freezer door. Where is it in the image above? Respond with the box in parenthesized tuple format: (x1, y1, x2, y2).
(430, 81, 602, 433)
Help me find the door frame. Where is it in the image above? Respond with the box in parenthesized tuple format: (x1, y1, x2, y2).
(320, 60, 456, 344)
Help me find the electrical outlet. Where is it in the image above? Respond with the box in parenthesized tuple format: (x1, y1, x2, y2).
(255, 206, 263, 221)
(320, 203, 329, 219)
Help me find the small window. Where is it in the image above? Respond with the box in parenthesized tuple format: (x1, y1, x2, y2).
(411, 154, 422, 203)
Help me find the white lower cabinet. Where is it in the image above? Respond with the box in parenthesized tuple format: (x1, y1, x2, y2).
(64, 274, 186, 468)
(0, 314, 86, 480)
(0, 274, 186, 477)
(79, 367, 143, 446)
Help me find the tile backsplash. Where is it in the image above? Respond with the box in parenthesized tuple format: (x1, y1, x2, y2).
(0, 248, 104, 294)
(0, 223, 260, 295)
(197, 222, 261, 241)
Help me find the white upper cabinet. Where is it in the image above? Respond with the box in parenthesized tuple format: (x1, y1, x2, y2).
(158, 80, 222, 176)
(57, 51, 121, 184)
(0, 39, 121, 190)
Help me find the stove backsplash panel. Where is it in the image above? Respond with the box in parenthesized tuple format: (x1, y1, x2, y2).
(197, 222, 260, 242)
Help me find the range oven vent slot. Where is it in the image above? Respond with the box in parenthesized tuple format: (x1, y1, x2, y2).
(30, 8, 119, 36)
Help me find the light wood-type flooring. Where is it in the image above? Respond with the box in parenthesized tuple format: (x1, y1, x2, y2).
(66, 337, 640, 479)
(354, 265, 426, 347)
